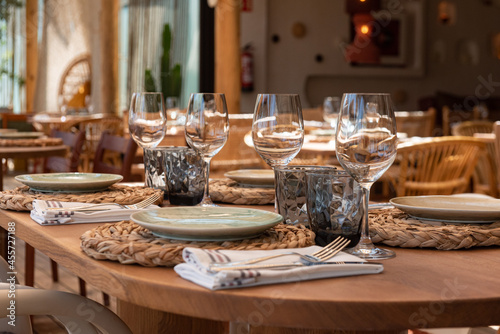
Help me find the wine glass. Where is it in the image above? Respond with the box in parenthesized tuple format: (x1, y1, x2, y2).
(322, 96, 340, 130)
(185, 93, 229, 207)
(335, 93, 398, 260)
(128, 92, 167, 149)
(252, 94, 304, 207)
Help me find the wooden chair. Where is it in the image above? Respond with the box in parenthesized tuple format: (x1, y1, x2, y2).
(451, 120, 498, 197)
(393, 136, 487, 197)
(43, 129, 85, 173)
(71, 114, 124, 172)
(92, 130, 138, 182)
(395, 108, 436, 138)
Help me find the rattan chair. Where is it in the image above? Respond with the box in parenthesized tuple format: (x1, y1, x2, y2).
(394, 136, 487, 197)
(0, 256, 132, 334)
(395, 108, 436, 138)
(451, 120, 497, 197)
(442, 105, 482, 136)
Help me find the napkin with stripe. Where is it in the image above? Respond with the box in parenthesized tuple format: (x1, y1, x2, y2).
(30, 199, 159, 225)
(174, 246, 384, 290)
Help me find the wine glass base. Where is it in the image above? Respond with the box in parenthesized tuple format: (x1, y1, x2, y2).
(197, 197, 219, 207)
(345, 246, 396, 260)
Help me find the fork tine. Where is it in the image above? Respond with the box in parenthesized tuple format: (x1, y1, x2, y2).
(315, 239, 351, 261)
(311, 236, 345, 258)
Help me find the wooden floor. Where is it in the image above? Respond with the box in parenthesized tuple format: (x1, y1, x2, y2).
(2, 170, 116, 333)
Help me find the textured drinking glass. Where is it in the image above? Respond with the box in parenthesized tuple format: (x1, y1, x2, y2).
(185, 93, 229, 206)
(164, 147, 205, 206)
(306, 169, 364, 247)
(335, 93, 398, 260)
(275, 165, 337, 227)
(128, 92, 167, 149)
(144, 147, 170, 198)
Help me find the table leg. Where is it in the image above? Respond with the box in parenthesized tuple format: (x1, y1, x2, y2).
(116, 299, 229, 334)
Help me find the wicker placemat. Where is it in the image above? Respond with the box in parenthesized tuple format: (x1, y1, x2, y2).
(0, 185, 163, 211)
(0, 137, 63, 147)
(80, 221, 315, 267)
(370, 208, 500, 250)
(210, 178, 275, 205)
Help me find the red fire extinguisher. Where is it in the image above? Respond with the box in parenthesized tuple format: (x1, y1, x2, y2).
(241, 44, 254, 92)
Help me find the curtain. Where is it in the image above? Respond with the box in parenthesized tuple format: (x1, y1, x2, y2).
(34, 0, 94, 112)
(0, 4, 26, 113)
(122, 0, 196, 110)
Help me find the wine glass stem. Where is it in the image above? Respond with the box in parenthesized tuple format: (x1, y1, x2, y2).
(359, 184, 375, 250)
(202, 157, 212, 203)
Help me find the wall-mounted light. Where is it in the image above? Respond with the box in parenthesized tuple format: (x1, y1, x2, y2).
(438, 1, 457, 25)
(344, 13, 381, 64)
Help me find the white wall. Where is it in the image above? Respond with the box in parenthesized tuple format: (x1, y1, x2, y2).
(241, 0, 500, 113)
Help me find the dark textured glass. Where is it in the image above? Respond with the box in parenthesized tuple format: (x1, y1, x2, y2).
(164, 147, 205, 206)
(275, 165, 337, 227)
(306, 170, 364, 247)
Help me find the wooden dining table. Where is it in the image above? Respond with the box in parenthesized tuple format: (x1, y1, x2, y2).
(0, 203, 499, 334)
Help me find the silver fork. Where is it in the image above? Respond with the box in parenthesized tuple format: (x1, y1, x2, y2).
(46, 193, 161, 212)
(209, 237, 350, 271)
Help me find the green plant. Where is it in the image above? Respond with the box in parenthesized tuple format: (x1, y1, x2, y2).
(0, 0, 24, 89)
(145, 24, 182, 98)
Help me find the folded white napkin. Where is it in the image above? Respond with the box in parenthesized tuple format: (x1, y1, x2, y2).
(30, 199, 160, 225)
(174, 246, 384, 290)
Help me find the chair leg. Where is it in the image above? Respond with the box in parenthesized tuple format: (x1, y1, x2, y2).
(24, 243, 35, 286)
(50, 259, 59, 282)
(78, 277, 87, 297)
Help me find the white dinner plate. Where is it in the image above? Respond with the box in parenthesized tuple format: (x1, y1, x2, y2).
(389, 195, 500, 223)
(0, 131, 44, 139)
(15, 173, 123, 193)
(224, 169, 275, 186)
(131, 207, 283, 241)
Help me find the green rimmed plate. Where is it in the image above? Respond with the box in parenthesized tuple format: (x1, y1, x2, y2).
(224, 169, 275, 187)
(131, 207, 283, 241)
(15, 173, 123, 193)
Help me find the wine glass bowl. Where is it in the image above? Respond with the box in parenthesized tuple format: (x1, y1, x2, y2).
(335, 93, 397, 260)
(322, 96, 340, 129)
(185, 93, 229, 207)
(128, 92, 167, 149)
(252, 94, 304, 168)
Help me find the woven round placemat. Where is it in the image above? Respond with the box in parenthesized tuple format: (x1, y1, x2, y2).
(210, 178, 274, 205)
(0, 185, 164, 211)
(0, 137, 63, 147)
(80, 221, 315, 267)
(369, 208, 500, 250)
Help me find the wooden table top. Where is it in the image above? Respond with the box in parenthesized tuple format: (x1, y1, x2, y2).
(1, 206, 499, 332)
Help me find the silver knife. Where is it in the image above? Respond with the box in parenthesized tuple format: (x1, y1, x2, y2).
(208, 261, 383, 272)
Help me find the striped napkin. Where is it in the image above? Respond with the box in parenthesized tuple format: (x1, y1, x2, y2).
(174, 246, 384, 290)
(30, 199, 159, 225)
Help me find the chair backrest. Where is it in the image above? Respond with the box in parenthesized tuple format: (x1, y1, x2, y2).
(58, 54, 91, 111)
(44, 129, 85, 173)
(92, 131, 138, 182)
(211, 113, 263, 173)
(442, 105, 481, 136)
(395, 108, 436, 138)
(0, 256, 132, 334)
(451, 120, 493, 137)
(451, 120, 497, 197)
(395, 136, 486, 197)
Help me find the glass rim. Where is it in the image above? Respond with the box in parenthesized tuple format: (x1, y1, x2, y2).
(342, 93, 391, 96)
(257, 93, 300, 97)
(144, 146, 196, 153)
(274, 165, 337, 172)
(305, 169, 351, 177)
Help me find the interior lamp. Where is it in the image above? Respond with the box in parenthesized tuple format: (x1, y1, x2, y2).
(344, 13, 381, 64)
